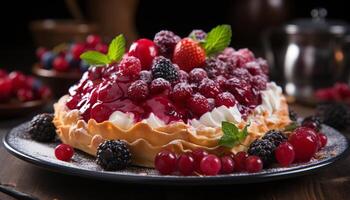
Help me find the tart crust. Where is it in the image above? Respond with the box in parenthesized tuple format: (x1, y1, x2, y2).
(54, 95, 290, 167)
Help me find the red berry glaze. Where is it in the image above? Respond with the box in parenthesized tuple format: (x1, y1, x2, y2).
(289, 127, 318, 162)
(200, 154, 222, 176)
(220, 156, 235, 174)
(245, 156, 263, 173)
(55, 144, 74, 161)
(233, 151, 248, 172)
(275, 142, 295, 167)
(177, 153, 195, 176)
(128, 39, 158, 70)
(155, 150, 177, 175)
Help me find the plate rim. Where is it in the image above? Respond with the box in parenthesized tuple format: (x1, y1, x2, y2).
(3, 123, 350, 185)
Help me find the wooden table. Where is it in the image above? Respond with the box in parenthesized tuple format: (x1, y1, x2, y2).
(0, 105, 349, 200)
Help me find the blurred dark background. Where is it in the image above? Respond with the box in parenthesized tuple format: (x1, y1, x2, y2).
(0, 0, 348, 72)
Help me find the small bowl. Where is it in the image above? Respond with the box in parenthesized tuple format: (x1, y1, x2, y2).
(32, 64, 82, 98)
(29, 19, 98, 48)
(0, 99, 51, 118)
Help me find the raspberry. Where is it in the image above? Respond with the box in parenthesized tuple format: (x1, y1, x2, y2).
(231, 68, 251, 82)
(234, 48, 255, 67)
(198, 79, 220, 98)
(204, 57, 227, 78)
(139, 70, 153, 83)
(188, 68, 208, 83)
(178, 70, 189, 83)
(251, 75, 267, 91)
(256, 58, 269, 75)
(127, 80, 149, 101)
(173, 38, 206, 72)
(118, 56, 141, 77)
(171, 82, 193, 102)
(150, 78, 171, 94)
(225, 77, 256, 106)
(244, 61, 263, 76)
(215, 75, 227, 89)
(187, 93, 210, 116)
(188, 29, 207, 41)
(151, 56, 179, 82)
(215, 92, 236, 107)
(153, 30, 180, 58)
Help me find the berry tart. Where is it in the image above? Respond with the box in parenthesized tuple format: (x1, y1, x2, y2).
(53, 25, 291, 168)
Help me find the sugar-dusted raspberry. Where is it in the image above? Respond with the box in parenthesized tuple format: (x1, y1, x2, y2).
(150, 78, 171, 94)
(188, 68, 208, 83)
(225, 77, 256, 106)
(215, 92, 236, 107)
(127, 80, 149, 101)
(139, 70, 153, 83)
(178, 70, 189, 83)
(118, 56, 141, 77)
(256, 57, 269, 75)
(204, 57, 227, 78)
(251, 75, 267, 91)
(153, 30, 180, 58)
(244, 61, 263, 76)
(187, 93, 210, 116)
(188, 29, 207, 41)
(231, 68, 252, 82)
(234, 48, 255, 67)
(198, 78, 221, 98)
(171, 82, 193, 102)
(215, 75, 227, 89)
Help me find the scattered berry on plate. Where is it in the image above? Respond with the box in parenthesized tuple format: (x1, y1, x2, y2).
(55, 144, 74, 162)
(28, 113, 56, 142)
(316, 103, 350, 130)
(177, 153, 195, 176)
(289, 127, 319, 162)
(220, 155, 235, 174)
(200, 154, 222, 176)
(155, 150, 177, 175)
(248, 139, 275, 165)
(262, 130, 288, 147)
(192, 148, 209, 172)
(275, 142, 295, 167)
(245, 155, 263, 173)
(302, 116, 322, 132)
(96, 140, 132, 171)
(233, 151, 248, 172)
(317, 132, 328, 149)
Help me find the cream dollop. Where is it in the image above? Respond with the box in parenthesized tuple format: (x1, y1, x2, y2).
(109, 111, 165, 129)
(255, 82, 283, 115)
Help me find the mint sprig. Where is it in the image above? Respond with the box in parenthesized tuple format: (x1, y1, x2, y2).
(219, 121, 249, 148)
(202, 25, 232, 56)
(80, 34, 126, 66)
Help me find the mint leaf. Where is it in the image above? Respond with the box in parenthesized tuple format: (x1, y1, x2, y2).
(107, 34, 126, 62)
(80, 51, 110, 65)
(219, 121, 249, 148)
(203, 25, 232, 56)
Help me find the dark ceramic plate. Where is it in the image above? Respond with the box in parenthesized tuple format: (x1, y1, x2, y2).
(3, 122, 350, 185)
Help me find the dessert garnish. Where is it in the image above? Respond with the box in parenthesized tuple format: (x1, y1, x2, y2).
(218, 121, 249, 148)
(28, 113, 56, 142)
(96, 140, 132, 171)
(55, 144, 74, 162)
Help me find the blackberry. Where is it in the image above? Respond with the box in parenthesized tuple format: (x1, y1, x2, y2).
(28, 113, 56, 142)
(189, 29, 207, 41)
(96, 140, 132, 171)
(151, 56, 179, 82)
(288, 108, 298, 122)
(154, 30, 180, 58)
(248, 139, 276, 165)
(204, 57, 227, 78)
(262, 130, 287, 147)
(317, 103, 350, 130)
(302, 115, 322, 132)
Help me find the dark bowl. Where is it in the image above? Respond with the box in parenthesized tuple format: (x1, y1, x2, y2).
(0, 99, 50, 118)
(32, 63, 82, 98)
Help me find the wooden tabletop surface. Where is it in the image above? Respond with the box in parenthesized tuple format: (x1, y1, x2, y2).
(0, 104, 349, 200)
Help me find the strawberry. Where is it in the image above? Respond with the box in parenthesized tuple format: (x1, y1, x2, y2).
(172, 38, 206, 72)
